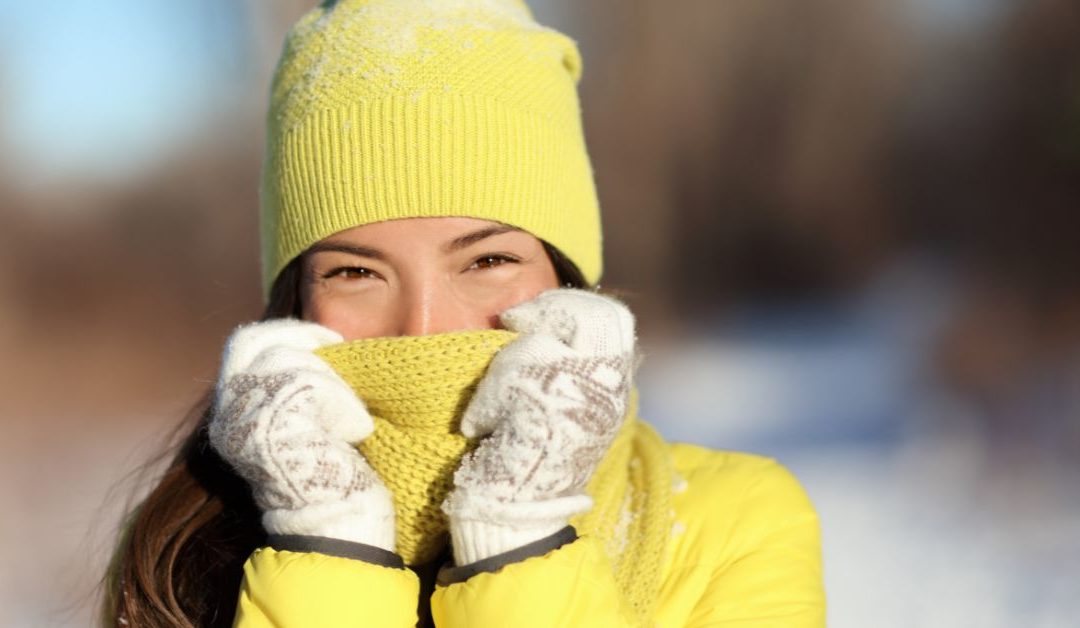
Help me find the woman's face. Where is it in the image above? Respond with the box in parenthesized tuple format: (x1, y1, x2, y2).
(300, 217, 561, 340)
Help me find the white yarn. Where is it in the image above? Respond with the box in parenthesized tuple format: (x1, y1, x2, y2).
(208, 319, 397, 552)
(443, 289, 637, 565)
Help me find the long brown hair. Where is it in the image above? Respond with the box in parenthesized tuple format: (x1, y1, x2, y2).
(103, 242, 586, 626)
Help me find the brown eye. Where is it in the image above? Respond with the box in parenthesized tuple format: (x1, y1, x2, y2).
(324, 266, 375, 280)
(469, 254, 520, 271)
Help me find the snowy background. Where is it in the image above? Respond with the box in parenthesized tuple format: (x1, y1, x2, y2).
(638, 257, 1080, 627)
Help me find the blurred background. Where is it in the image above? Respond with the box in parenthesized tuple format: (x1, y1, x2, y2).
(1, 0, 1077, 625)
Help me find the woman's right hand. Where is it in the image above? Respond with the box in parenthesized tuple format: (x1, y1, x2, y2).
(208, 319, 396, 552)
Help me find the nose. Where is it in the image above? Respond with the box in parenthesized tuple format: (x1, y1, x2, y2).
(396, 279, 479, 336)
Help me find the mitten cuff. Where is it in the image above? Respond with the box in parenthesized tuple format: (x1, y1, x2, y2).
(449, 517, 569, 565)
(268, 534, 406, 568)
(263, 494, 396, 552)
(439, 525, 577, 583)
(444, 491, 591, 563)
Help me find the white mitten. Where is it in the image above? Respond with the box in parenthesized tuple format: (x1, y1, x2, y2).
(208, 319, 395, 552)
(442, 288, 637, 565)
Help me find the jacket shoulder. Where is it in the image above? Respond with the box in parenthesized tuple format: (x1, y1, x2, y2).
(669, 443, 804, 489)
(667, 443, 820, 563)
(656, 443, 824, 626)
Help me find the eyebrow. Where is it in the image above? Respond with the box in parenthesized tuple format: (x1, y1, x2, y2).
(305, 241, 387, 261)
(443, 225, 520, 253)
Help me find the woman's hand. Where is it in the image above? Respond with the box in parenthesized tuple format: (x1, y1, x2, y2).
(208, 319, 395, 551)
(442, 288, 637, 565)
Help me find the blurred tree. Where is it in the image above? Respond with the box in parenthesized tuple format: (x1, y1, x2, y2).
(577, 0, 912, 325)
(911, 0, 1080, 460)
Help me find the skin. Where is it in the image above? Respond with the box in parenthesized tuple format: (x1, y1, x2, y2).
(300, 217, 561, 340)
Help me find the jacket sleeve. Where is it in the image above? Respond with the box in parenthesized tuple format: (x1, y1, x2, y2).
(680, 453, 826, 627)
(430, 533, 637, 627)
(233, 542, 420, 627)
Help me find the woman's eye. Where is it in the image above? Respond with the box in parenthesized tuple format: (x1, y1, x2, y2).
(469, 254, 520, 270)
(324, 266, 375, 280)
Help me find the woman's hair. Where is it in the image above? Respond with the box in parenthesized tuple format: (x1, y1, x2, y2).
(103, 242, 587, 627)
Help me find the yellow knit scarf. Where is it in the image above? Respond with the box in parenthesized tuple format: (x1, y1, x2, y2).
(316, 330, 673, 623)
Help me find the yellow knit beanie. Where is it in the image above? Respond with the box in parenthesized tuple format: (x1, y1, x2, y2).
(260, 0, 602, 296)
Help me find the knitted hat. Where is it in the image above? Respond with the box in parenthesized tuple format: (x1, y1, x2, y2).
(260, 0, 602, 296)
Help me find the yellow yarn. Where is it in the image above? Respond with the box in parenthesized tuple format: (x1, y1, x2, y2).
(261, 0, 602, 296)
(573, 404, 675, 625)
(316, 330, 517, 564)
(317, 330, 673, 624)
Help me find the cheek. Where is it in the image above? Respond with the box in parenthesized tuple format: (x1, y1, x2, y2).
(483, 265, 561, 322)
(303, 294, 389, 340)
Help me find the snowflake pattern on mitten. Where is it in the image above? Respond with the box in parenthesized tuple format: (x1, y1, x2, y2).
(443, 289, 637, 563)
(208, 319, 396, 550)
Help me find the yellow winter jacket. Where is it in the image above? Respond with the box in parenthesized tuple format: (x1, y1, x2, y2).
(233, 442, 825, 627)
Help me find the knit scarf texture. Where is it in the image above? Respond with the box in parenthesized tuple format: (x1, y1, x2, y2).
(315, 329, 674, 623)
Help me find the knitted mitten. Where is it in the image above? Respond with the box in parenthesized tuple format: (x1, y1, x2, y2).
(208, 319, 396, 552)
(442, 289, 637, 564)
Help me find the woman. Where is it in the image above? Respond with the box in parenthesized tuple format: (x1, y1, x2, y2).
(106, 1, 825, 626)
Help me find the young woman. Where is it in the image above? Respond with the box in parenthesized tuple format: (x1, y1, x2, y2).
(106, 1, 825, 626)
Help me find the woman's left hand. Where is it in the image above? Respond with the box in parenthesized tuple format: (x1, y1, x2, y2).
(442, 288, 637, 565)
